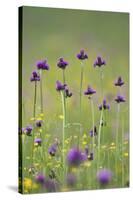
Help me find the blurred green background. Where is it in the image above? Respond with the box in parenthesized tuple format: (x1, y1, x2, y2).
(22, 6, 129, 139)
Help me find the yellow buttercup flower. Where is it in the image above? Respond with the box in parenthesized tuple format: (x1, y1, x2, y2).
(124, 152, 128, 157)
(59, 115, 64, 119)
(24, 178, 32, 190)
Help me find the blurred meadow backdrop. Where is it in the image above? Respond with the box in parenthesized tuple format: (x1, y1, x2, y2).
(19, 6, 129, 194)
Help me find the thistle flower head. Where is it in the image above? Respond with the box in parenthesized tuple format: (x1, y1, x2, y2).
(36, 120, 42, 127)
(65, 87, 73, 98)
(30, 71, 40, 82)
(36, 60, 49, 70)
(34, 138, 42, 146)
(56, 80, 66, 91)
(94, 56, 106, 67)
(114, 76, 124, 87)
(66, 173, 77, 187)
(97, 169, 112, 185)
(44, 179, 59, 192)
(25, 125, 33, 136)
(48, 143, 57, 156)
(84, 86, 96, 96)
(99, 99, 110, 110)
(115, 95, 126, 103)
(77, 49, 88, 60)
(57, 57, 68, 70)
(89, 126, 97, 137)
(35, 173, 45, 184)
(67, 148, 87, 167)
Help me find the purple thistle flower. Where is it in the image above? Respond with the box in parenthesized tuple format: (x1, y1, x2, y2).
(30, 71, 40, 82)
(48, 143, 57, 156)
(67, 148, 87, 167)
(89, 126, 97, 137)
(35, 173, 45, 184)
(56, 80, 66, 91)
(84, 145, 89, 156)
(65, 87, 73, 98)
(114, 76, 124, 87)
(44, 178, 59, 192)
(88, 152, 94, 161)
(99, 99, 110, 111)
(57, 57, 68, 70)
(66, 173, 77, 187)
(25, 125, 33, 136)
(115, 95, 126, 103)
(36, 120, 42, 127)
(94, 56, 106, 67)
(97, 169, 112, 185)
(77, 49, 88, 60)
(36, 60, 49, 70)
(34, 138, 42, 146)
(84, 86, 96, 96)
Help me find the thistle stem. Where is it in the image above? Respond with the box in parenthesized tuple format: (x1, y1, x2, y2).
(61, 91, 66, 177)
(115, 103, 120, 178)
(90, 97, 95, 152)
(62, 70, 66, 124)
(40, 70, 43, 113)
(97, 108, 103, 169)
(79, 64, 84, 117)
(33, 81, 37, 118)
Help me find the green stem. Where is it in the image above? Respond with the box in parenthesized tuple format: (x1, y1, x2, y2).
(60, 91, 66, 177)
(32, 81, 37, 165)
(40, 70, 43, 113)
(79, 64, 84, 117)
(115, 103, 120, 179)
(62, 70, 66, 124)
(90, 98, 95, 152)
(121, 118, 124, 187)
(97, 108, 103, 170)
(33, 81, 37, 118)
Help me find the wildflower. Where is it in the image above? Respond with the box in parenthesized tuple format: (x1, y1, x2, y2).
(67, 148, 87, 167)
(24, 178, 32, 190)
(84, 86, 96, 95)
(84, 145, 89, 156)
(89, 126, 97, 137)
(94, 56, 106, 67)
(77, 49, 88, 60)
(57, 57, 68, 70)
(97, 169, 112, 185)
(115, 95, 126, 103)
(88, 152, 94, 161)
(44, 178, 59, 192)
(66, 173, 77, 187)
(34, 138, 42, 146)
(35, 173, 45, 184)
(56, 80, 66, 91)
(114, 76, 124, 87)
(25, 125, 33, 136)
(65, 87, 73, 98)
(30, 71, 40, 82)
(99, 99, 110, 110)
(36, 60, 49, 70)
(36, 120, 42, 127)
(48, 143, 57, 156)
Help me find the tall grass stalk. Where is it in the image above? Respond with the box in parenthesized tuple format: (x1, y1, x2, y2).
(61, 91, 66, 178)
(39, 70, 43, 113)
(90, 97, 95, 152)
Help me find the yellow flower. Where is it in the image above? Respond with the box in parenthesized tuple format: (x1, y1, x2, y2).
(59, 115, 64, 119)
(40, 113, 44, 117)
(24, 178, 32, 190)
(124, 152, 128, 157)
(82, 141, 87, 145)
(83, 161, 91, 168)
(30, 117, 35, 121)
(111, 142, 115, 146)
(83, 134, 87, 139)
(36, 117, 42, 121)
(65, 139, 69, 144)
